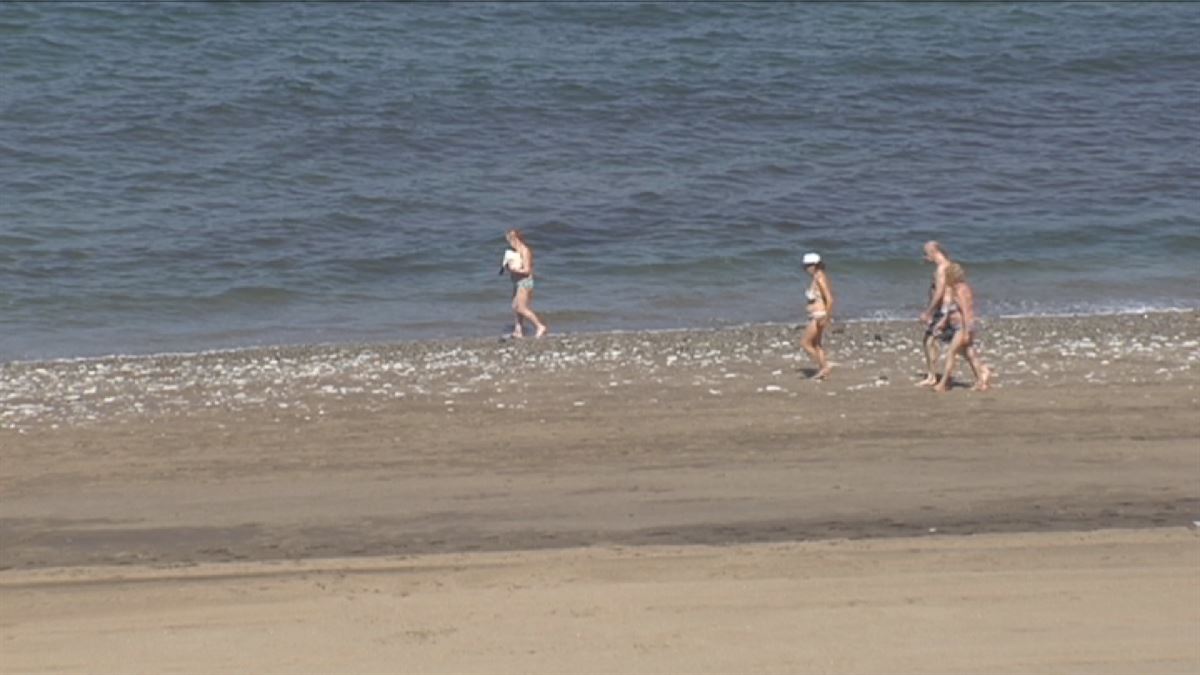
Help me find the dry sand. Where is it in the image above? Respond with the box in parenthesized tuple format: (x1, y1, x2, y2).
(2, 311, 1199, 673)
(2, 529, 1196, 675)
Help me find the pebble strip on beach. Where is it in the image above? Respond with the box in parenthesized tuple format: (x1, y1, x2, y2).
(3, 312, 1197, 433)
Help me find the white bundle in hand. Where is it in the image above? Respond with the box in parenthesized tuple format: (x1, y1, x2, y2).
(501, 249, 520, 271)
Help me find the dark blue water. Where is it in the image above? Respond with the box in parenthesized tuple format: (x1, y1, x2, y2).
(2, 2, 1198, 360)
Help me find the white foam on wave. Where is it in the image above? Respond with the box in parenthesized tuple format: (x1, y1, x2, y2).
(993, 305, 1197, 321)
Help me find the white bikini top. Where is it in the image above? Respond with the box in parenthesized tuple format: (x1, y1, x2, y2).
(806, 278, 822, 303)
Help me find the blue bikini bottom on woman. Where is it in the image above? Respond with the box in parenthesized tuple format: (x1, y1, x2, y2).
(514, 277, 534, 291)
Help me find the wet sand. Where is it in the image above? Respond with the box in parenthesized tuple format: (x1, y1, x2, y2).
(2, 311, 1199, 672)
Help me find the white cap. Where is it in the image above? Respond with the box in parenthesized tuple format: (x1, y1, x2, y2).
(802, 252, 821, 265)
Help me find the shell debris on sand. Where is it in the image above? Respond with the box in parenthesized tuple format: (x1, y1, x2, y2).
(2, 312, 1197, 432)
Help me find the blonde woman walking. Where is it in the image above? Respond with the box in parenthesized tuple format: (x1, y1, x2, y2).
(934, 263, 991, 392)
(504, 229, 548, 338)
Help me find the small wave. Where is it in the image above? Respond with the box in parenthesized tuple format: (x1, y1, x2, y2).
(0, 234, 40, 247)
(993, 305, 1198, 321)
(326, 253, 447, 282)
(203, 286, 303, 309)
(1057, 54, 1144, 76)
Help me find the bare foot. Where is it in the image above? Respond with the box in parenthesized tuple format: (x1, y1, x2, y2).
(933, 377, 950, 393)
(915, 375, 938, 387)
(814, 366, 832, 381)
(535, 325, 548, 338)
(972, 367, 991, 392)
(511, 331, 525, 339)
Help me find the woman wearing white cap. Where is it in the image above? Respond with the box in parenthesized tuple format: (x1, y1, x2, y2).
(801, 252, 834, 379)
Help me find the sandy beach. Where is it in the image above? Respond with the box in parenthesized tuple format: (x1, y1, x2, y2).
(2, 312, 1199, 673)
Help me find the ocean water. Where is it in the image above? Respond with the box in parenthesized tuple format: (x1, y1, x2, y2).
(2, 2, 1197, 361)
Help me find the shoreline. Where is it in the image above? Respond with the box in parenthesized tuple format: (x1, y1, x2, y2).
(3, 310, 1197, 434)
(5, 306, 1197, 367)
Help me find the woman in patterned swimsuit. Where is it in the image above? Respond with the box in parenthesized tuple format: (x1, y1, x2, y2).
(934, 263, 991, 392)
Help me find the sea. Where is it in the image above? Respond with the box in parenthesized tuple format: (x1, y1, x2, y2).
(2, 2, 1197, 361)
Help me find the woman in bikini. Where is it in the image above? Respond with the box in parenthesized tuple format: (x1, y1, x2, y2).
(505, 228, 548, 338)
(934, 263, 991, 392)
(801, 252, 834, 379)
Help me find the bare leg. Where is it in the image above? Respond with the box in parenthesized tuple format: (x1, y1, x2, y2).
(965, 341, 991, 391)
(917, 332, 940, 386)
(801, 319, 831, 379)
(934, 330, 966, 392)
(511, 293, 525, 337)
(515, 288, 547, 338)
